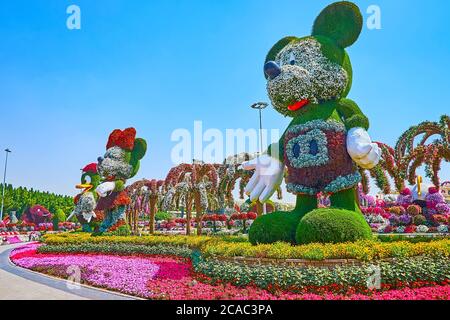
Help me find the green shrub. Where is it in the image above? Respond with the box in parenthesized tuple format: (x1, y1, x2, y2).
(377, 234, 449, 243)
(104, 225, 131, 237)
(413, 215, 427, 226)
(217, 235, 249, 243)
(192, 255, 450, 293)
(38, 243, 193, 258)
(296, 209, 372, 244)
(155, 212, 173, 221)
(52, 209, 67, 231)
(249, 211, 301, 245)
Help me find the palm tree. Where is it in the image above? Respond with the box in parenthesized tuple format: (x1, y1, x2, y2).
(127, 179, 165, 234)
(126, 180, 149, 234)
(162, 173, 194, 235)
(164, 163, 218, 235)
(358, 115, 450, 194)
(145, 179, 165, 234)
(399, 115, 449, 188)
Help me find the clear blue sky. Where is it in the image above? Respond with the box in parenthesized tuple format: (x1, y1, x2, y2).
(0, 0, 449, 202)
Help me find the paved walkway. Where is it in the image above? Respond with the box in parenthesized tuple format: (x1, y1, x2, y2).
(0, 243, 136, 300)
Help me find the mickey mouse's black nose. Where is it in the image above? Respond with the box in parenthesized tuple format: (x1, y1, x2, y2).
(264, 61, 281, 80)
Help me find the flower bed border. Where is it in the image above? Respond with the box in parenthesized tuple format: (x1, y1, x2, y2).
(210, 255, 395, 268)
(42, 233, 450, 262)
(17, 241, 450, 296)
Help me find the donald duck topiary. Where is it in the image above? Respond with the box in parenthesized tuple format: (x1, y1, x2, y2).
(67, 163, 103, 232)
(243, 1, 381, 245)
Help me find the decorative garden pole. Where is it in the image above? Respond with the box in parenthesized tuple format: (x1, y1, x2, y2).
(250, 103, 268, 216)
(186, 195, 193, 236)
(0, 149, 12, 221)
(149, 196, 157, 234)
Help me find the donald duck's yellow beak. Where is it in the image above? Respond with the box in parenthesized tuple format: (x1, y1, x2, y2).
(76, 183, 93, 194)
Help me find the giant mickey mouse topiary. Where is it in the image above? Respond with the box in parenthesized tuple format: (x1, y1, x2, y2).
(243, 1, 381, 245)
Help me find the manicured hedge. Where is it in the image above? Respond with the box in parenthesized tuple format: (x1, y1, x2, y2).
(43, 233, 213, 248)
(296, 209, 372, 244)
(192, 253, 450, 293)
(38, 242, 193, 259)
(42, 234, 450, 262)
(39, 234, 450, 294)
(376, 234, 449, 243)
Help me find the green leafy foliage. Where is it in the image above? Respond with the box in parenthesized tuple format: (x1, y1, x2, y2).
(376, 234, 449, 243)
(296, 208, 372, 244)
(37, 236, 450, 294)
(0, 184, 74, 219)
(52, 209, 67, 231)
(193, 255, 449, 293)
(249, 211, 302, 245)
(312, 1, 363, 49)
(44, 234, 450, 261)
(105, 225, 131, 237)
(155, 211, 174, 221)
(39, 242, 193, 258)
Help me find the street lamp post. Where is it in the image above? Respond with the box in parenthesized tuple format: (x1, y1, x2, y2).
(0, 149, 12, 221)
(250, 102, 269, 154)
(250, 102, 268, 215)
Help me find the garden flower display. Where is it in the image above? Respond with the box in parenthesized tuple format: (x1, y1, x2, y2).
(416, 225, 430, 233)
(11, 244, 160, 297)
(396, 188, 413, 208)
(10, 243, 450, 301)
(360, 190, 448, 234)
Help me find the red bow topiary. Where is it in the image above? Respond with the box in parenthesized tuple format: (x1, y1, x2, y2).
(106, 128, 137, 151)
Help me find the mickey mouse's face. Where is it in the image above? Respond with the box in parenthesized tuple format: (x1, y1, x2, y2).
(97, 147, 133, 181)
(266, 37, 349, 116)
(264, 2, 363, 118)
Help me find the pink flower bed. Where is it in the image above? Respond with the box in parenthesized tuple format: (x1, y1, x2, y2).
(10, 244, 450, 300)
(11, 244, 161, 297)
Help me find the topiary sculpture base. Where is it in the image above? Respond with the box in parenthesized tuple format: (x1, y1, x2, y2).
(296, 208, 372, 244)
(249, 194, 318, 245)
(249, 211, 302, 245)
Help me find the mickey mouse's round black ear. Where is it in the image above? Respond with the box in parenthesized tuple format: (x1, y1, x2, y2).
(312, 1, 363, 48)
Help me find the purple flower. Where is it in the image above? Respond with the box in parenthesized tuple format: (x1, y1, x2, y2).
(436, 203, 450, 214)
(389, 214, 400, 226)
(399, 214, 412, 226)
(12, 247, 160, 297)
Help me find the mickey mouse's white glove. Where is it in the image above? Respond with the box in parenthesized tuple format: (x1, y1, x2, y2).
(347, 128, 381, 169)
(96, 182, 116, 198)
(242, 155, 285, 202)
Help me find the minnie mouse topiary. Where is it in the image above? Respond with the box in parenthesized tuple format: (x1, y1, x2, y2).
(95, 128, 147, 233)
